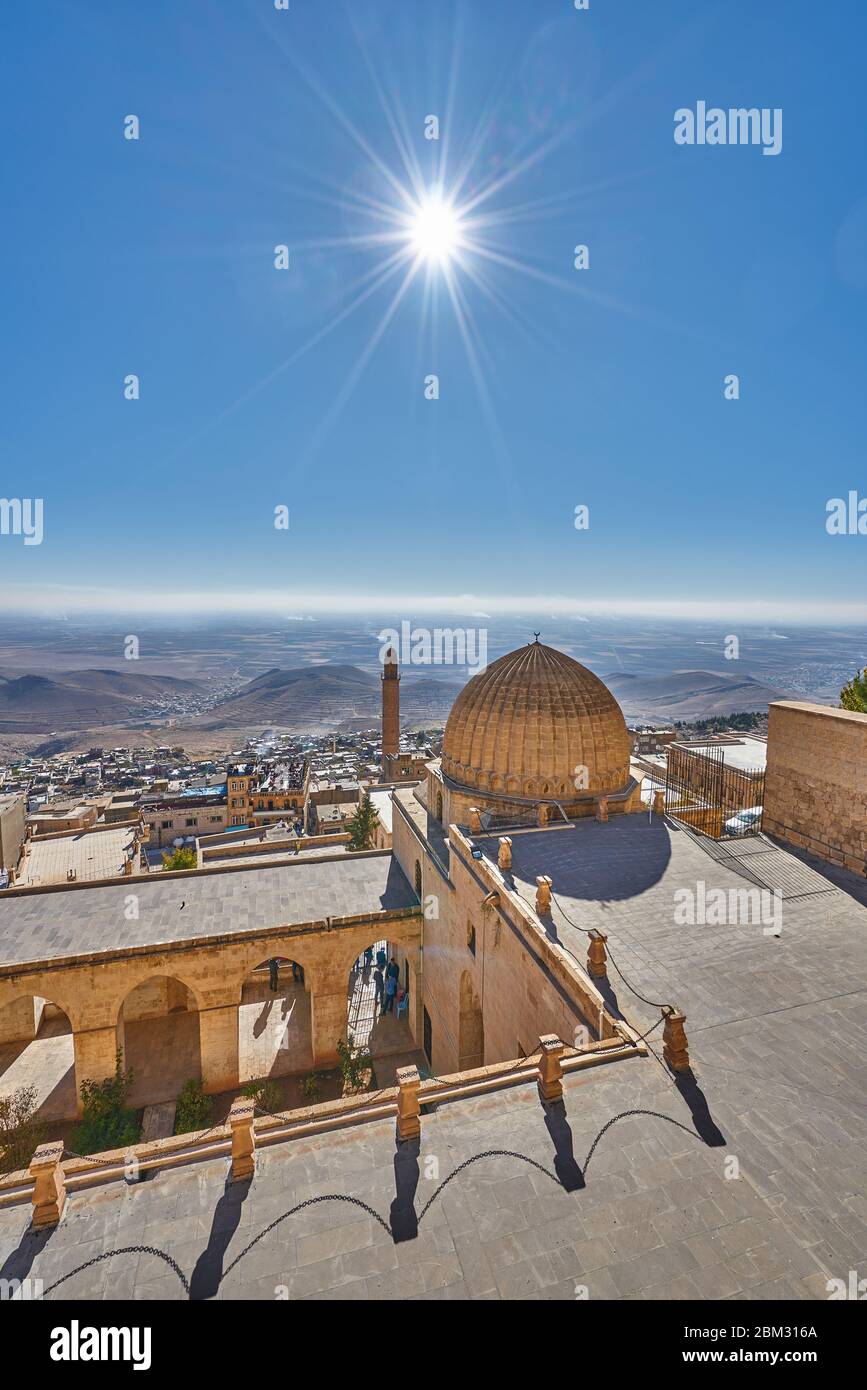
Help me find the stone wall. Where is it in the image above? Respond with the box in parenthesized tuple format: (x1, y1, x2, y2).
(764, 701, 867, 874)
(392, 789, 614, 1076)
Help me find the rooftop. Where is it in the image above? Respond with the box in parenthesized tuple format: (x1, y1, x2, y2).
(0, 854, 417, 969)
(18, 826, 139, 888)
(2, 816, 866, 1302)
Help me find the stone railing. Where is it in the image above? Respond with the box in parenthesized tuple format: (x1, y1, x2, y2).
(0, 1028, 649, 1223)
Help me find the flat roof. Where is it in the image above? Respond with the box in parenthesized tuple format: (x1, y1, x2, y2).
(0, 854, 417, 970)
(19, 826, 139, 888)
(675, 738, 767, 772)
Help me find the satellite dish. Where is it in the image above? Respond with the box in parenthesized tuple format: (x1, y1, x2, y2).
(172, 837, 184, 848)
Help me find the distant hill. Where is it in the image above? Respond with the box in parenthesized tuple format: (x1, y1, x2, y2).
(203, 664, 461, 730)
(0, 669, 204, 732)
(602, 669, 793, 720)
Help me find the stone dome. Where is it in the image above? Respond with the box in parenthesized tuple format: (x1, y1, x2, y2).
(441, 641, 631, 801)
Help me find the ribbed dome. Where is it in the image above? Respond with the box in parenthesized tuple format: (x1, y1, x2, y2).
(441, 641, 631, 800)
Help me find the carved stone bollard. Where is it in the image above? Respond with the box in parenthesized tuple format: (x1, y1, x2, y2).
(537, 1035, 564, 1105)
(662, 1008, 690, 1072)
(469, 807, 482, 834)
(228, 1095, 256, 1182)
(652, 789, 665, 817)
(396, 1064, 421, 1142)
(595, 797, 609, 823)
(535, 875, 553, 915)
(498, 837, 513, 872)
(30, 1141, 66, 1229)
(587, 931, 608, 979)
(537, 803, 550, 827)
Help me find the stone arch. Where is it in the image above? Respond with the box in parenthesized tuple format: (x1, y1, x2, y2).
(506, 776, 518, 794)
(118, 974, 202, 1107)
(458, 970, 484, 1072)
(238, 952, 312, 1084)
(0, 991, 76, 1124)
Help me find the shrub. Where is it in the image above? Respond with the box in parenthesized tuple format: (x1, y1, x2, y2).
(174, 1078, 213, 1135)
(71, 1052, 139, 1155)
(241, 1078, 282, 1115)
(0, 1085, 45, 1175)
(336, 1036, 372, 1093)
(300, 1073, 322, 1102)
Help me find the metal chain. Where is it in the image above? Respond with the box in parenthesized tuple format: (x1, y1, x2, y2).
(416, 1149, 560, 1222)
(221, 1193, 392, 1282)
(43, 1244, 191, 1298)
(582, 1108, 699, 1173)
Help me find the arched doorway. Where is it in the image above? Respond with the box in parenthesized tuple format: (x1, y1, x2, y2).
(0, 994, 75, 1124)
(344, 940, 417, 1085)
(436, 790, 444, 822)
(119, 976, 201, 1107)
(239, 956, 312, 1081)
(458, 971, 484, 1071)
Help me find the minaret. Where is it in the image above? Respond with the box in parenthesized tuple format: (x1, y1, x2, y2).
(381, 646, 400, 759)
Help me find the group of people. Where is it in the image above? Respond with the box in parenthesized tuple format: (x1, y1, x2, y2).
(355, 946, 402, 1016)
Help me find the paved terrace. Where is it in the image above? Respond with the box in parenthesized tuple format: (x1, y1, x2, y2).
(0, 854, 417, 968)
(1, 818, 865, 1299)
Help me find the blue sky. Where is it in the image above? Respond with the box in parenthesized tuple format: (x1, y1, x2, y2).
(1, 0, 866, 619)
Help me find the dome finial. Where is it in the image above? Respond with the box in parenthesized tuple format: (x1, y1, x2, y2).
(533, 631, 541, 643)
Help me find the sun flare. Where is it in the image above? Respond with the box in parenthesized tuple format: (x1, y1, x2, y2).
(408, 194, 462, 264)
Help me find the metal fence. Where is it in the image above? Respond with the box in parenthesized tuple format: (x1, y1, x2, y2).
(664, 742, 765, 840)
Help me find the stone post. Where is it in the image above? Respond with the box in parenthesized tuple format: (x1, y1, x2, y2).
(497, 837, 512, 872)
(228, 1095, 256, 1182)
(537, 803, 550, 827)
(652, 789, 665, 817)
(535, 875, 553, 915)
(30, 1141, 66, 1229)
(396, 1064, 421, 1142)
(469, 807, 482, 834)
(537, 1035, 564, 1104)
(587, 931, 608, 978)
(662, 1007, 690, 1072)
(595, 797, 609, 823)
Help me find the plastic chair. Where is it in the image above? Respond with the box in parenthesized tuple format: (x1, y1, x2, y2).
(395, 990, 409, 1020)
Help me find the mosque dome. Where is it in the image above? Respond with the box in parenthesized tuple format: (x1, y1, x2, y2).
(441, 640, 631, 801)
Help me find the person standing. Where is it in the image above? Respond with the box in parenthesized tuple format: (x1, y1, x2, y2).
(373, 965, 385, 1014)
(386, 956, 400, 985)
(383, 972, 398, 1015)
(268, 958, 279, 992)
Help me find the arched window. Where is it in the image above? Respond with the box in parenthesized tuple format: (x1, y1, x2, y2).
(467, 921, 476, 957)
(414, 860, 423, 898)
(436, 791, 444, 821)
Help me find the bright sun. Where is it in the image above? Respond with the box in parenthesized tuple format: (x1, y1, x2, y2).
(409, 195, 462, 264)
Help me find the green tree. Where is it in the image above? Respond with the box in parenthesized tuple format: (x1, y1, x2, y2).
(161, 845, 197, 870)
(840, 668, 867, 713)
(347, 791, 380, 851)
(72, 1052, 139, 1155)
(0, 1085, 44, 1175)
